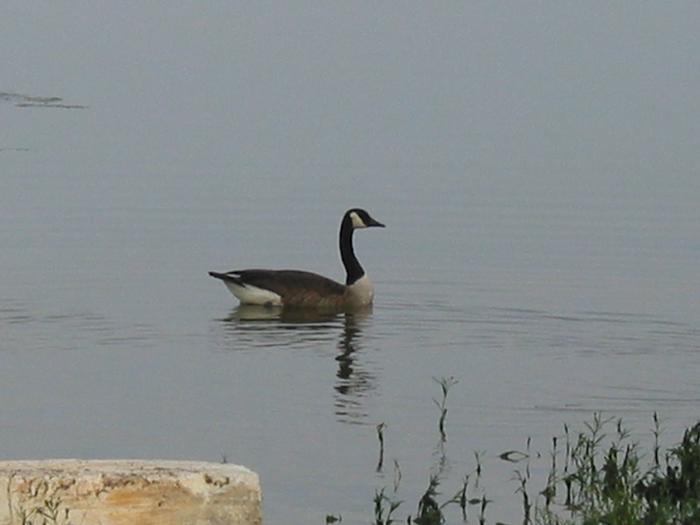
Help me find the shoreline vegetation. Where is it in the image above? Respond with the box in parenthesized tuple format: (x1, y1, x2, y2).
(327, 378, 700, 525)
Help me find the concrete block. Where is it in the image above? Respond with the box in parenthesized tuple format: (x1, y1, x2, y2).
(0, 459, 261, 525)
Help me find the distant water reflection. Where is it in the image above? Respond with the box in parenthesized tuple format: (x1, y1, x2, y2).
(0, 91, 88, 110)
(217, 305, 377, 424)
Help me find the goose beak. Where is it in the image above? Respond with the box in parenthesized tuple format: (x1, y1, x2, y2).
(368, 218, 385, 228)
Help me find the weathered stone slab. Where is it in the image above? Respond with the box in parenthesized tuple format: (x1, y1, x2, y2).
(0, 459, 261, 525)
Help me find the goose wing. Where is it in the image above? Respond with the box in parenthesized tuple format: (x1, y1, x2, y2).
(216, 269, 346, 307)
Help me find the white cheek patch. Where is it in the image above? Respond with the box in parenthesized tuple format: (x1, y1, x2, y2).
(350, 211, 367, 229)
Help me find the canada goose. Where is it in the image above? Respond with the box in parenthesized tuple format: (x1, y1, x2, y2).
(209, 208, 385, 308)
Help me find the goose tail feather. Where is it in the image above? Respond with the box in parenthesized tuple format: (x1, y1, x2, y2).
(208, 271, 242, 285)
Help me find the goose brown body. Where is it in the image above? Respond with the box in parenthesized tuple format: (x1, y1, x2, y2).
(209, 209, 384, 308)
(208, 270, 346, 308)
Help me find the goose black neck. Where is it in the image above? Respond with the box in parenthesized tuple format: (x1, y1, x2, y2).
(340, 217, 365, 285)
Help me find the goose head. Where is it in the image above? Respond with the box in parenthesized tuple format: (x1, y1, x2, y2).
(345, 208, 386, 230)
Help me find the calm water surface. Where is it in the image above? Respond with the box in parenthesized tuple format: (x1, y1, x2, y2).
(2, 152, 698, 523)
(3, 4, 700, 524)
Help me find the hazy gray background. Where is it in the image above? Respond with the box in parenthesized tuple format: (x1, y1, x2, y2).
(4, 3, 699, 181)
(2, 3, 699, 523)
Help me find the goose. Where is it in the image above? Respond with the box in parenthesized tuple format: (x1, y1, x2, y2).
(209, 208, 385, 308)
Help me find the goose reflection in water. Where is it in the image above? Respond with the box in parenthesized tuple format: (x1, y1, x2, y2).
(218, 304, 377, 424)
(333, 308, 376, 424)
